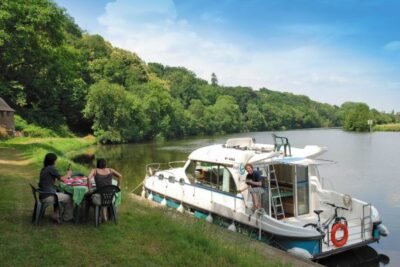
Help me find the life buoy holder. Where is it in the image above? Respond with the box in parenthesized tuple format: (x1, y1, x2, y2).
(331, 223, 349, 247)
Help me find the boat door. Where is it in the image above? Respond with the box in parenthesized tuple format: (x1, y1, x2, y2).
(274, 158, 335, 218)
(295, 164, 310, 216)
(266, 159, 310, 218)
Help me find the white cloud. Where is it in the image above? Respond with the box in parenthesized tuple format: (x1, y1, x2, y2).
(97, 0, 400, 111)
(383, 40, 400, 52)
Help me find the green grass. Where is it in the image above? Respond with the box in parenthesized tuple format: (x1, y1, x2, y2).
(0, 138, 313, 267)
(1, 136, 96, 175)
(14, 115, 75, 138)
(373, 123, 400, 132)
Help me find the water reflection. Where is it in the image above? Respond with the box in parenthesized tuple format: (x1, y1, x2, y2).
(72, 129, 399, 265)
(71, 153, 95, 166)
(73, 143, 188, 191)
(319, 246, 390, 266)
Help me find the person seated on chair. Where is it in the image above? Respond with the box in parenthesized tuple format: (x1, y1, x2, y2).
(38, 153, 74, 223)
(239, 163, 264, 211)
(87, 158, 123, 222)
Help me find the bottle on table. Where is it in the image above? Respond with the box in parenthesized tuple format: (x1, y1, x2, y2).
(67, 163, 72, 180)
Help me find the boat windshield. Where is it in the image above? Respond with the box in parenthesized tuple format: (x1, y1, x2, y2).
(185, 160, 236, 194)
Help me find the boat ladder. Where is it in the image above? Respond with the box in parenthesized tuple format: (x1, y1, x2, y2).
(268, 164, 285, 220)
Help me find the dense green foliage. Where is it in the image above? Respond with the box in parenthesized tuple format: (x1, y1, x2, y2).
(1, 0, 399, 143)
(83, 80, 146, 143)
(340, 102, 398, 132)
(0, 0, 88, 131)
(15, 115, 73, 137)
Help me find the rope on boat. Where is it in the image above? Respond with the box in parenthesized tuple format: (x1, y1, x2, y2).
(131, 180, 144, 193)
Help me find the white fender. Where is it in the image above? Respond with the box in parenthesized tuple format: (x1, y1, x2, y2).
(206, 213, 213, 223)
(371, 206, 381, 223)
(287, 247, 313, 259)
(228, 222, 236, 232)
(377, 224, 389, 237)
(147, 192, 153, 201)
(161, 198, 167, 206)
(177, 203, 184, 213)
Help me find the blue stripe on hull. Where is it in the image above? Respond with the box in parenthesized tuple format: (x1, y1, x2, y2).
(194, 210, 208, 220)
(167, 199, 180, 209)
(277, 239, 321, 256)
(152, 193, 164, 203)
(147, 189, 321, 257)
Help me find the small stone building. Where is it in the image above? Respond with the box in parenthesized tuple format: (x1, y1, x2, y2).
(0, 97, 15, 135)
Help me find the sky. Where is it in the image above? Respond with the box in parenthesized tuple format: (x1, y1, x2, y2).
(54, 0, 400, 111)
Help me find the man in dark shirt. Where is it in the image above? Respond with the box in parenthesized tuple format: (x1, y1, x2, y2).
(244, 163, 264, 211)
(39, 153, 74, 222)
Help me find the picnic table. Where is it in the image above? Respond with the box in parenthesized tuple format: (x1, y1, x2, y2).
(59, 176, 122, 222)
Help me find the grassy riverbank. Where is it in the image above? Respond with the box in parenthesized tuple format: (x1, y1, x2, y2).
(0, 136, 95, 174)
(373, 123, 400, 132)
(0, 137, 316, 267)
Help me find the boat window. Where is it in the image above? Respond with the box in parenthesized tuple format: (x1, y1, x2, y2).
(185, 160, 197, 182)
(219, 167, 236, 194)
(296, 166, 309, 215)
(187, 161, 236, 194)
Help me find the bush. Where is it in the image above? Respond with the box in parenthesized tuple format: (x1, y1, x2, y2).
(14, 115, 58, 137)
(373, 123, 400, 132)
(342, 103, 371, 132)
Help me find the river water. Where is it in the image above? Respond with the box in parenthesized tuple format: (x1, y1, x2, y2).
(80, 129, 399, 266)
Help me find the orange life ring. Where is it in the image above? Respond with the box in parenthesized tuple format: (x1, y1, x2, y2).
(331, 223, 349, 247)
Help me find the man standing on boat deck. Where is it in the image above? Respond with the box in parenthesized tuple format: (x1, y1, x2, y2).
(243, 163, 264, 211)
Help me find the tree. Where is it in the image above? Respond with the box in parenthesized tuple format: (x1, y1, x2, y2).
(186, 99, 207, 135)
(83, 80, 146, 143)
(342, 103, 371, 132)
(0, 0, 90, 130)
(211, 72, 218, 86)
(163, 68, 201, 108)
(204, 95, 242, 134)
(148, 62, 165, 78)
(245, 103, 267, 131)
(103, 48, 148, 87)
(221, 86, 256, 113)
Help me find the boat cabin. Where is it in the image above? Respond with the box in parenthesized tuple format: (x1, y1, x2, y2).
(254, 162, 311, 218)
(185, 160, 237, 195)
(184, 158, 315, 220)
(182, 137, 328, 221)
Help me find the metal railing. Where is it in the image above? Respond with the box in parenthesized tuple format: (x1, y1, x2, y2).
(324, 204, 373, 248)
(145, 163, 161, 176)
(146, 161, 186, 176)
(168, 160, 186, 169)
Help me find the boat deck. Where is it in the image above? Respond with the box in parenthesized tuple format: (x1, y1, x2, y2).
(283, 214, 374, 253)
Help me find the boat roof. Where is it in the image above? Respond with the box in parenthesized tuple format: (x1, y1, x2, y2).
(271, 157, 335, 166)
(188, 138, 327, 166)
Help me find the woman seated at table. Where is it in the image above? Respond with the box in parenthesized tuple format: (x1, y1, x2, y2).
(39, 153, 74, 223)
(87, 158, 123, 221)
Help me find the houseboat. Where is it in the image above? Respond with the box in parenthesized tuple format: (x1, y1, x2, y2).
(141, 135, 388, 259)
